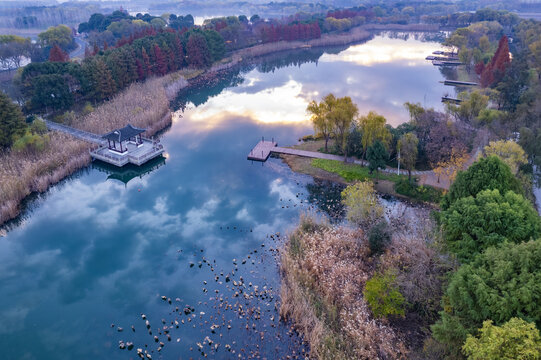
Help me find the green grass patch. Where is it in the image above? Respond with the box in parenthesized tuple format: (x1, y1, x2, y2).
(311, 158, 405, 182)
(394, 179, 444, 203)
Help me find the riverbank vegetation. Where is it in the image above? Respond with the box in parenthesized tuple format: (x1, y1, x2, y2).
(0, 73, 174, 225)
(282, 10, 541, 360)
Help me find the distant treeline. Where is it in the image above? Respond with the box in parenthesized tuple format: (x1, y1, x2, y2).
(20, 28, 225, 113)
(0, 4, 101, 29)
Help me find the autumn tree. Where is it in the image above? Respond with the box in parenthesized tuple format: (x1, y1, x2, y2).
(329, 96, 358, 161)
(341, 181, 383, 228)
(484, 140, 528, 174)
(48, 44, 69, 62)
(480, 35, 511, 87)
(38, 25, 73, 50)
(186, 33, 211, 68)
(397, 132, 418, 181)
(153, 44, 167, 75)
(447, 90, 489, 124)
(462, 318, 541, 360)
(307, 99, 331, 152)
(359, 111, 391, 158)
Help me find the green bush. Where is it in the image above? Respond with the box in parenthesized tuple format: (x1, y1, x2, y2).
(432, 240, 541, 352)
(364, 270, 406, 318)
(394, 179, 443, 203)
(368, 220, 392, 255)
(441, 189, 541, 263)
(12, 130, 50, 153)
(30, 119, 48, 135)
(441, 156, 523, 209)
(462, 318, 541, 360)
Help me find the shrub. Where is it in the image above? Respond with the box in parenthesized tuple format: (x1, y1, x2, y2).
(341, 181, 383, 228)
(462, 318, 541, 360)
(364, 270, 406, 318)
(12, 130, 50, 154)
(441, 156, 522, 209)
(440, 189, 541, 262)
(30, 119, 48, 135)
(368, 220, 392, 255)
(432, 240, 541, 352)
(81, 102, 94, 116)
(394, 179, 443, 203)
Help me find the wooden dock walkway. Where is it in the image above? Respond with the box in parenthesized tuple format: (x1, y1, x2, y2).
(44, 120, 106, 145)
(248, 140, 350, 162)
(443, 80, 478, 87)
(247, 140, 278, 161)
(248, 139, 430, 176)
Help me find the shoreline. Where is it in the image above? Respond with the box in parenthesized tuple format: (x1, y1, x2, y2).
(0, 23, 444, 227)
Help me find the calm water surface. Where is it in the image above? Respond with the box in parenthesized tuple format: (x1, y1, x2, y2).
(1, 33, 449, 359)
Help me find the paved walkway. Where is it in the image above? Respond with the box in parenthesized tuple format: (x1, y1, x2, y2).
(44, 120, 106, 145)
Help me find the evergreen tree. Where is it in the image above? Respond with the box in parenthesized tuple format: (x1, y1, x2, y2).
(93, 58, 116, 100)
(0, 91, 27, 148)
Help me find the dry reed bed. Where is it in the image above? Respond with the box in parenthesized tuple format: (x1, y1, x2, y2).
(280, 213, 446, 359)
(280, 216, 407, 359)
(74, 77, 172, 136)
(0, 133, 89, 224)
(0, 77, 176, 225)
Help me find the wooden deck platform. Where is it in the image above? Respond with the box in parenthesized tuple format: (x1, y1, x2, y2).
(45, 119, 165, 167)
(248, 140, 347, 163)
(247, 140, 278, 161)
(90, 139, 164, 167)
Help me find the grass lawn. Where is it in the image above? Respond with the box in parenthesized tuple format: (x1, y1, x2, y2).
(311, 158, 406, 182)
(311, 158, 443, 203)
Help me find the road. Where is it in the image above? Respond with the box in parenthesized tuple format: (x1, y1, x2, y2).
(69, 36, 88, 60)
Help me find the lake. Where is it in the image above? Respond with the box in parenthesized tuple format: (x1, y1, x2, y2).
(0, 33, 452, 359)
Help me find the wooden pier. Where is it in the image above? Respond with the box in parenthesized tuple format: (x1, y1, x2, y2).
(45, 120, 106, 145)
(443, 80, 478, 87)
(442, 96, 462, 104)
(247, 140, 278, 161)
(248, 140, 348, 163)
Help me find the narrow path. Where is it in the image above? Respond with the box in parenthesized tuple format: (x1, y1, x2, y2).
(44, 120, 105, 145)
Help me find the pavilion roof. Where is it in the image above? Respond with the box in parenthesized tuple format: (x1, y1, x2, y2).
(103, 124, 145, 142)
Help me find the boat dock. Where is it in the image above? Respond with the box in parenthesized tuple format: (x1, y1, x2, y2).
(443, 80, 478, 86)
(442, 96, 462, 104)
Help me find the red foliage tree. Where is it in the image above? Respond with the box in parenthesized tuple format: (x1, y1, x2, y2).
(141, 47, 151, 76)
(49, 45, 69, 62)
(475, 61, 485, 75)
(136, 59, 145, 81)
(153, 44, 168, 75)
(480, 35, 511, 88)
